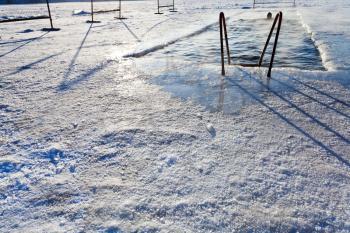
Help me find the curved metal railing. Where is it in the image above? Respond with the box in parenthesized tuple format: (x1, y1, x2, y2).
(258, 11, 283, 77)
(220, 11, 283, 78)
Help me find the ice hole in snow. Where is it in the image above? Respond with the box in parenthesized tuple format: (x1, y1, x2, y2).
(143, 15, 326, 114)
(146, 16, 325, 70)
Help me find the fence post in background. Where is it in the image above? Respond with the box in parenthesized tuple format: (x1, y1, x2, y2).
(115, 0, 127, 19)
(42, 0, 60, 31)
(155, 0, 163, 14)
(86, 0, 101, 23)
(169, 0, 177, 12)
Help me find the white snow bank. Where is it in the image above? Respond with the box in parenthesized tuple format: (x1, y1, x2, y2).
(297, 7, 350, 71)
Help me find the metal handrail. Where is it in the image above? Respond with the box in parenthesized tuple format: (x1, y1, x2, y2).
(219, 12, 231, 76)
(259, 11, 283, 77)
(219, 11, 283, 78)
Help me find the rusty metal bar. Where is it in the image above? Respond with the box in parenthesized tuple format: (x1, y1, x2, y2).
(267, 12, 282, 77)
(219, 12, 231, 76)
(258, 13, 279, 66)
(258, 11, 282, 78)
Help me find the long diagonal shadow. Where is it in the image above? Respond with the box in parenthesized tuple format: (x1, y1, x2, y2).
(239, 69, 350, 145)
(58, 60, 113, 91)
(58, 24, 93, 91)
(225, 76, 350, 168)
(0, 32, 50, 58)
(119, 20, 141, 42)
(140, 17, 172, 39)
(1, 52, 62, 78)
(270, 76, 350, 120)
(277, 72, 350, 108)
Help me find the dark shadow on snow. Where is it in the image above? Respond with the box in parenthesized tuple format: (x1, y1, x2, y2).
(119, 19, 141, 42)
(270, 76, 350, 120)
(278, 72, 350, 108)
(57, 24, 93, 91)
(225, 71, 350, 168)
(1, 52, 62, 78)
(0, 32, 50, 58)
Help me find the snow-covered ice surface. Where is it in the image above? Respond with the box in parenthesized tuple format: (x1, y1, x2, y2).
(1, 0, 350, 232)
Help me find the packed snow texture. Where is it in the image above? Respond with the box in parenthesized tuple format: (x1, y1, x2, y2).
(1, 0, 350, 232)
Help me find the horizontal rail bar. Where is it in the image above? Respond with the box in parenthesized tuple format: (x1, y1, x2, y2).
(159, 5, 173, 8)
(0, 16, 50, 23)
(94, 9, 120, 14)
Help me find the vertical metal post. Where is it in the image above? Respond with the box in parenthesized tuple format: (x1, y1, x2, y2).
(91, 0, 94, 22)
(267, 12, 282, 78)
(220, 12, 231, 76)
(42, 0, 60, 31)
(115, 0, 127, 20)
(169, 0, 177, 12)
(87, 0, 100, 23)
(220, 14, 225, 76)
(119, 0, 121, 18)
(45, 0, 53, 29)
(155, 0, 162, 14)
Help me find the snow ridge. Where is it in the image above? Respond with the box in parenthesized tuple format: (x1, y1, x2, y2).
(122, 20, 220, 58)
(297, 11, 333, 71)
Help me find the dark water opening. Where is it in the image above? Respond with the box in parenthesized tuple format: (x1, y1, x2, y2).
(149, 17, 325, 71)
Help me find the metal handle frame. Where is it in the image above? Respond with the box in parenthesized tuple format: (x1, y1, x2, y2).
(258, 11, 283, 77)
(220, 11, 283, 78)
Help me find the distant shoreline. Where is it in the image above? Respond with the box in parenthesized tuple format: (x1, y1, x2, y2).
(0, 0, 146, 5)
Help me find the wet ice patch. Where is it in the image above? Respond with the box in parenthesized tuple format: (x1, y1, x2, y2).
(151, 65, 296, 114)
